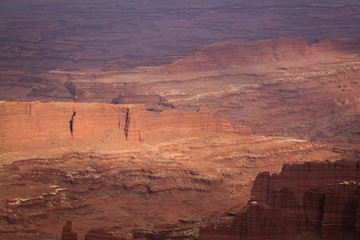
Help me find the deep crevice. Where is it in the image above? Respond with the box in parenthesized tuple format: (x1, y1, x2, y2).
(69, 111, 76, 136)
(124, 108, 130, 140)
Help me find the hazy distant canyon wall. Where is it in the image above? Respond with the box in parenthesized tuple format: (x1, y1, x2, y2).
(1, 0, 360, 75)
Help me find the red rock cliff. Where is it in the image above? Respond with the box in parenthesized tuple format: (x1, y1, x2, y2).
(0, 101, 251, 156)
(233, 160, 360, 240)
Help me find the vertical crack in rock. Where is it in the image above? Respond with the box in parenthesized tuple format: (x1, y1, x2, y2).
(124, 108, 130, 140)
(29, 103, 32, 117)
(69, 111, 76, 136)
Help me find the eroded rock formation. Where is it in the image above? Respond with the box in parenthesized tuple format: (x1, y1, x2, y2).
(62, 221, 78, 240)
(1, 37, 359, 140)
(0, 101, 250, 157)
(0, 101, 342, 239)
(207, 160, 360, 240)
(84, 229, 126, 240)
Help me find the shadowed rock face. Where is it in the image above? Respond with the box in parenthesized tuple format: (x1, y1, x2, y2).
(0, 101, 343, 239)
(62, 221, 78, 240)
(1, 37, 359, 140)
(199, 159, 360, 240)
(1, 2, 360, 238)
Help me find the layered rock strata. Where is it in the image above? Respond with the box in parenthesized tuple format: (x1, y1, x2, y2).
(84, 229, 125, 240)
(229, 160, 360, 239)
(1, 38, 359, 140)
(2, 0, 360, 81)
(0, 101, 249, 157)
(62, 221, 78, 240)
(0, 101, 340, 239)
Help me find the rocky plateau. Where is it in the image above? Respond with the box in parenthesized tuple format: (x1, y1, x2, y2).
(0, 101, 344, 239)
(0, 2, 360, 238)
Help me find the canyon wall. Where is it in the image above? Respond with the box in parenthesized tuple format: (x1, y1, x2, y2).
(0, 101, 250, 156)
(0, 101, 341, 239)
(209, 160, 360, 240)
(2, 0, 360, 81)
(1, 37, 359, 140)
(160, 37, 314, 73)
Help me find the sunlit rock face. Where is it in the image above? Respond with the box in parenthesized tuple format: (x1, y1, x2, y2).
(1, 2, 359, 238)
(0, 101, 341, 239)
(1, 37, 359, 141)
(0, 101, 250, 155)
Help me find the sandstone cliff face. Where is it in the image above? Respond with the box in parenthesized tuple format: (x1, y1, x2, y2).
(231, 160, 360, 240)
(160, 37, 313, 73)
(0, 101, 249, 157)
(2, 37, 359, 140)
(157, 38, 360, 140)
(0, 101, 341, 239)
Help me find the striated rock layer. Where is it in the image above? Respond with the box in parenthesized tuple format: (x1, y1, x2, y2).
(62, 221, 78, 240)
(0, 101, 341, 239)
(199, 160, 360, 240)
(2, 37, 359, 140)
(2, 0, 360, 81)
(0, 101, 248, 158)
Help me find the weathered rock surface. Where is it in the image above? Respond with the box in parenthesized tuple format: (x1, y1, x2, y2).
(0, 101, 249, 157)
(84, 229, 125, 240)
(0, 101, 341, 239)
(61, 221, 126, 240)
(201, 160, 360, 240)
(1, 0, 360, 81)
(1, 37, 359, 140)
(1, 2, 359, 239)
(62, 221, 78, 240)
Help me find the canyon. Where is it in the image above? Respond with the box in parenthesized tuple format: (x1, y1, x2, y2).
(1, 37, 359, 141)
(198, 159, 360, 240)
(1, 101, 343, 239)
(0, 4, 359, 238)
(2, 0, 360, 78)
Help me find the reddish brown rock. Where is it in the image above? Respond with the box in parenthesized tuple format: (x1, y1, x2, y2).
(356, 202, 360, 239)
(62, 221, 78, 240)
(251, 160, 360, 202)
(0, 101, 250, 157)
(84, 229, 125, 240)
(197, 217, 234, 240)
(231, 160, 360, 240)
(160, 37, 312, 73)
(1, 37, 359, 141)
(0, 101, 340, 239)
(321, 182, 359, 238)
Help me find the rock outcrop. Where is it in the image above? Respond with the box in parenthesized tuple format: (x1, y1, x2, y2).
(160, 37, 313, 73)
(61, 222, 126, 240)
(0, 101, 342, 239)
(2, 0, 360, 83)
(2, 37, 359, 140)
(0, 101, 250, 157)
(229, 160, 360, 239)
(62, 221, 78, 240)
(84, 229, 125, 240)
